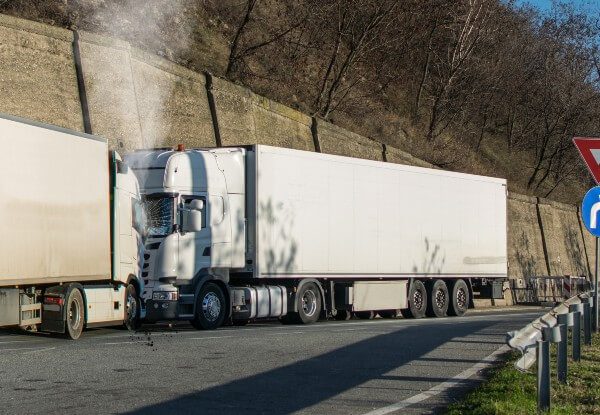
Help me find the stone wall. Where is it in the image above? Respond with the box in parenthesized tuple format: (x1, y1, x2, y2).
(0, 13, 593, 282)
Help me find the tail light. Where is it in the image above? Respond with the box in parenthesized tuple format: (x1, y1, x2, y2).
(44, 296, 64, 306)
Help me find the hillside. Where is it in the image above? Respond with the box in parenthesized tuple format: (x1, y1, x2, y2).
(1, 0, 599, 203)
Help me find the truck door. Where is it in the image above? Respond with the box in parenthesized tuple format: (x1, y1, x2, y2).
(178, 196, 211, 279)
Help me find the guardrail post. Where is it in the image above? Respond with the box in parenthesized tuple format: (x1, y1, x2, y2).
(583, 301, 592, 346)
(569, 304, 582, 362)
(556, 318, 568, 384)
(537, 339, 551, 412)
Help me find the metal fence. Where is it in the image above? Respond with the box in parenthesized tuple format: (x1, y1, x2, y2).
(510, 276, 591, 304)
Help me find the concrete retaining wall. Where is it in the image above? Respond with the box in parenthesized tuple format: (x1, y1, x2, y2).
(507, 193, 548, 278)
(0, 13, 594, 282)
(0, 14, 82, 131)
(537, 198, 589, 277)
(212, 77, 314, 150)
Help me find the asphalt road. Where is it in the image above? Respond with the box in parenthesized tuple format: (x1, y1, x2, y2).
(0, 308, 544, 415)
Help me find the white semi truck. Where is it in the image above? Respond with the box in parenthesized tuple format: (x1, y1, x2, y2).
(126, 145, 507, 329)
(0, 114, 145, 339)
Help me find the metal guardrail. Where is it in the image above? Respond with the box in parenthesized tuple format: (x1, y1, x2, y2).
(505, 291, 595, 412)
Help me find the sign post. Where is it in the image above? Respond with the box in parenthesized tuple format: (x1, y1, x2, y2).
(573, 137, 600, 333)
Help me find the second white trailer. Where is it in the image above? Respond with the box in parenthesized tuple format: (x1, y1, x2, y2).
(250, 146, 507, 279)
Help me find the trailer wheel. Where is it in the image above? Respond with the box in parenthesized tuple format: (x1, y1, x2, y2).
(355, 311, 375, 320)
(401, 280, 427, 319)
(334, 310, 352, 321)
(378, 310, 399, 318)
(124, 284, 141, 331)
(448, 279, 469, 317)
(64, 289, 84, 340)
(426, 280, 449, 317)
(191, 282, 226, 330)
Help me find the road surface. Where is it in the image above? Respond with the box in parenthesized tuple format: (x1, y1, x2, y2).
(0, 308, 544, 414)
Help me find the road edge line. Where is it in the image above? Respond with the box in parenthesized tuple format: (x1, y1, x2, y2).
(361, 345, 510, 415)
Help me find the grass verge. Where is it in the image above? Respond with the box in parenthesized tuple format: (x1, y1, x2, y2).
(446, 333, 600, 414)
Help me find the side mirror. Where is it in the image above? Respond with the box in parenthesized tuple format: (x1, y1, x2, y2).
(181, 199, 204, 232)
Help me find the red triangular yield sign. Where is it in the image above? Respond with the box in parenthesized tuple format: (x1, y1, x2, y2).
(573, 137, 600, 184)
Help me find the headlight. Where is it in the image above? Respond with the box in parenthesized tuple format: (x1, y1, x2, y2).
(152, 291, 178, 301)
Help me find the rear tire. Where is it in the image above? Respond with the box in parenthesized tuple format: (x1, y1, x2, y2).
(426, 280, 449, 318)
(190, 282, 226, 330)
(400, 280, 427, 319)
(282, 282, 322, 324)
(124, 283, 141, 331)
(448, 279, 469, 317)
(64, 289, 84, 340)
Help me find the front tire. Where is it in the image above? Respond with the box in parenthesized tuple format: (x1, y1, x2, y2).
(191, 282, 226, 330)
(401, 280, 427, 319)
(64, 289, 84, 340)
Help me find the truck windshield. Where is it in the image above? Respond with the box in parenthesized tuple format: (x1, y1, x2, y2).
(143, 196, 175, 237)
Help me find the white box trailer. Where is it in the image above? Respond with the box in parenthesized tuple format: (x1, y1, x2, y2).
(250, 146, 507, 279)
(126, 144, 507, 330)
(0, 114, 145, 339)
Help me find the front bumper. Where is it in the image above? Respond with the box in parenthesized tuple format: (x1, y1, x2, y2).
(144, 299, 178, 322)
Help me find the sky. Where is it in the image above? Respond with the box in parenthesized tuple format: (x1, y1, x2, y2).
(514, 0, 600, 13)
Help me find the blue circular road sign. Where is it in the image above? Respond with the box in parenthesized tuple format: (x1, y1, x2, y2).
(582, 186, 600, 237)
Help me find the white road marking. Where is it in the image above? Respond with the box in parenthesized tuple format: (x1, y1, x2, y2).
(23, 347, 56, 354)
(0, 346, 54, 352)
(104, 341, 138, 345)
(189, 336, 233, 340)
(362, 345, 510, 415)
(0, 340, 41, 345)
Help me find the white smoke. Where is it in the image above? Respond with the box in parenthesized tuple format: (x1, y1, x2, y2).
(75, 0, 198, 149)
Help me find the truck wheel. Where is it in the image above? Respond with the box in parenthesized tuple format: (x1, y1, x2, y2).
(191, 282, 226, 330)
(378, 310, 399, 318)
(283, 282, 322, 324)
(335, 309, 352, 321)
(448, 279, 469, 317)
(400, 280, 427, 319)
(124, 284, 141, 331)
(426, 280, 449, 317)
(64, 289, 84, 340)
(355, 311, 375, 320)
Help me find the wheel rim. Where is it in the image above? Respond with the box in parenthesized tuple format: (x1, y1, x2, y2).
(202, 292, 222, 322)
(69, 298, 81, 330)
(126, 291, 137, 323)
(302, 289, 317, 317)
(413, 289, 424, 310)
(435, 288, 447, 309)
(456, 287, 467, 309)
